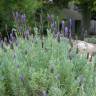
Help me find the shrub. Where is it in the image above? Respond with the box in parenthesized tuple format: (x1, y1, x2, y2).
(0, 35, 96, 96)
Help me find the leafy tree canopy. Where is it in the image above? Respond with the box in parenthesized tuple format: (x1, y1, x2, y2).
(0, 0, 42, 34)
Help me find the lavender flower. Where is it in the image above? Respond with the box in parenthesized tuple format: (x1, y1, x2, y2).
(26, 28, 30, 35)
(19, 74, 24, 82)
(21, 14, 26, 23)
(61, 20, 65, 29)
(51, 21, 57, 31)
(16, 64, 20, 68)
(65, 27, 68, 33)
(51, 21, 55, 28)
(50, 15, 55, 25)
(9, 39, 13, 45)
(15, 12, 19, 21)
(64, 26, 69, 37)
(47, 14, 52, 22)
(10, 33, 13, 41)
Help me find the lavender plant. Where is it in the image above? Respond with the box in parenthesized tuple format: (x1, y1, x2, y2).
(13, 12, 30, 38)
(0, 20, 96, 96)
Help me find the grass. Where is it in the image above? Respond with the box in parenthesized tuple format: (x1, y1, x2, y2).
(0, 33, 96, 96)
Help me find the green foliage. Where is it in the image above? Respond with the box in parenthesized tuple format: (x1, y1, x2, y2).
(85, 36, 96, 44)
(0, 0, 42, 35)
(0, 34, 96, 95)
(53, 0, 72, 8)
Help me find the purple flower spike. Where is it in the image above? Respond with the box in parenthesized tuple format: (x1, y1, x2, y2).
(47, 14, 52, 22)
(21, 14, 26, 23)
(49, 14, 54, 23)
(25, 28, 30, 37)
(10, 33, 14, 41)
(65, 27, 68, 33)
(61, 20, 65, 29)
(51, 21, 55, 28)
(64, 27, 69, 37)
(51, 21, 57, 30)
(15, 12, 19, 21)
(26, 28, 30, 35)
(16, 64, 20, 68)
(19, 74, 24, 82)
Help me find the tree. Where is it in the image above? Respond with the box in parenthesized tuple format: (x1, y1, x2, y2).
(53, 0, 72, 8)
(0, 0, 42, 36)
(74, 0, 96, 39)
